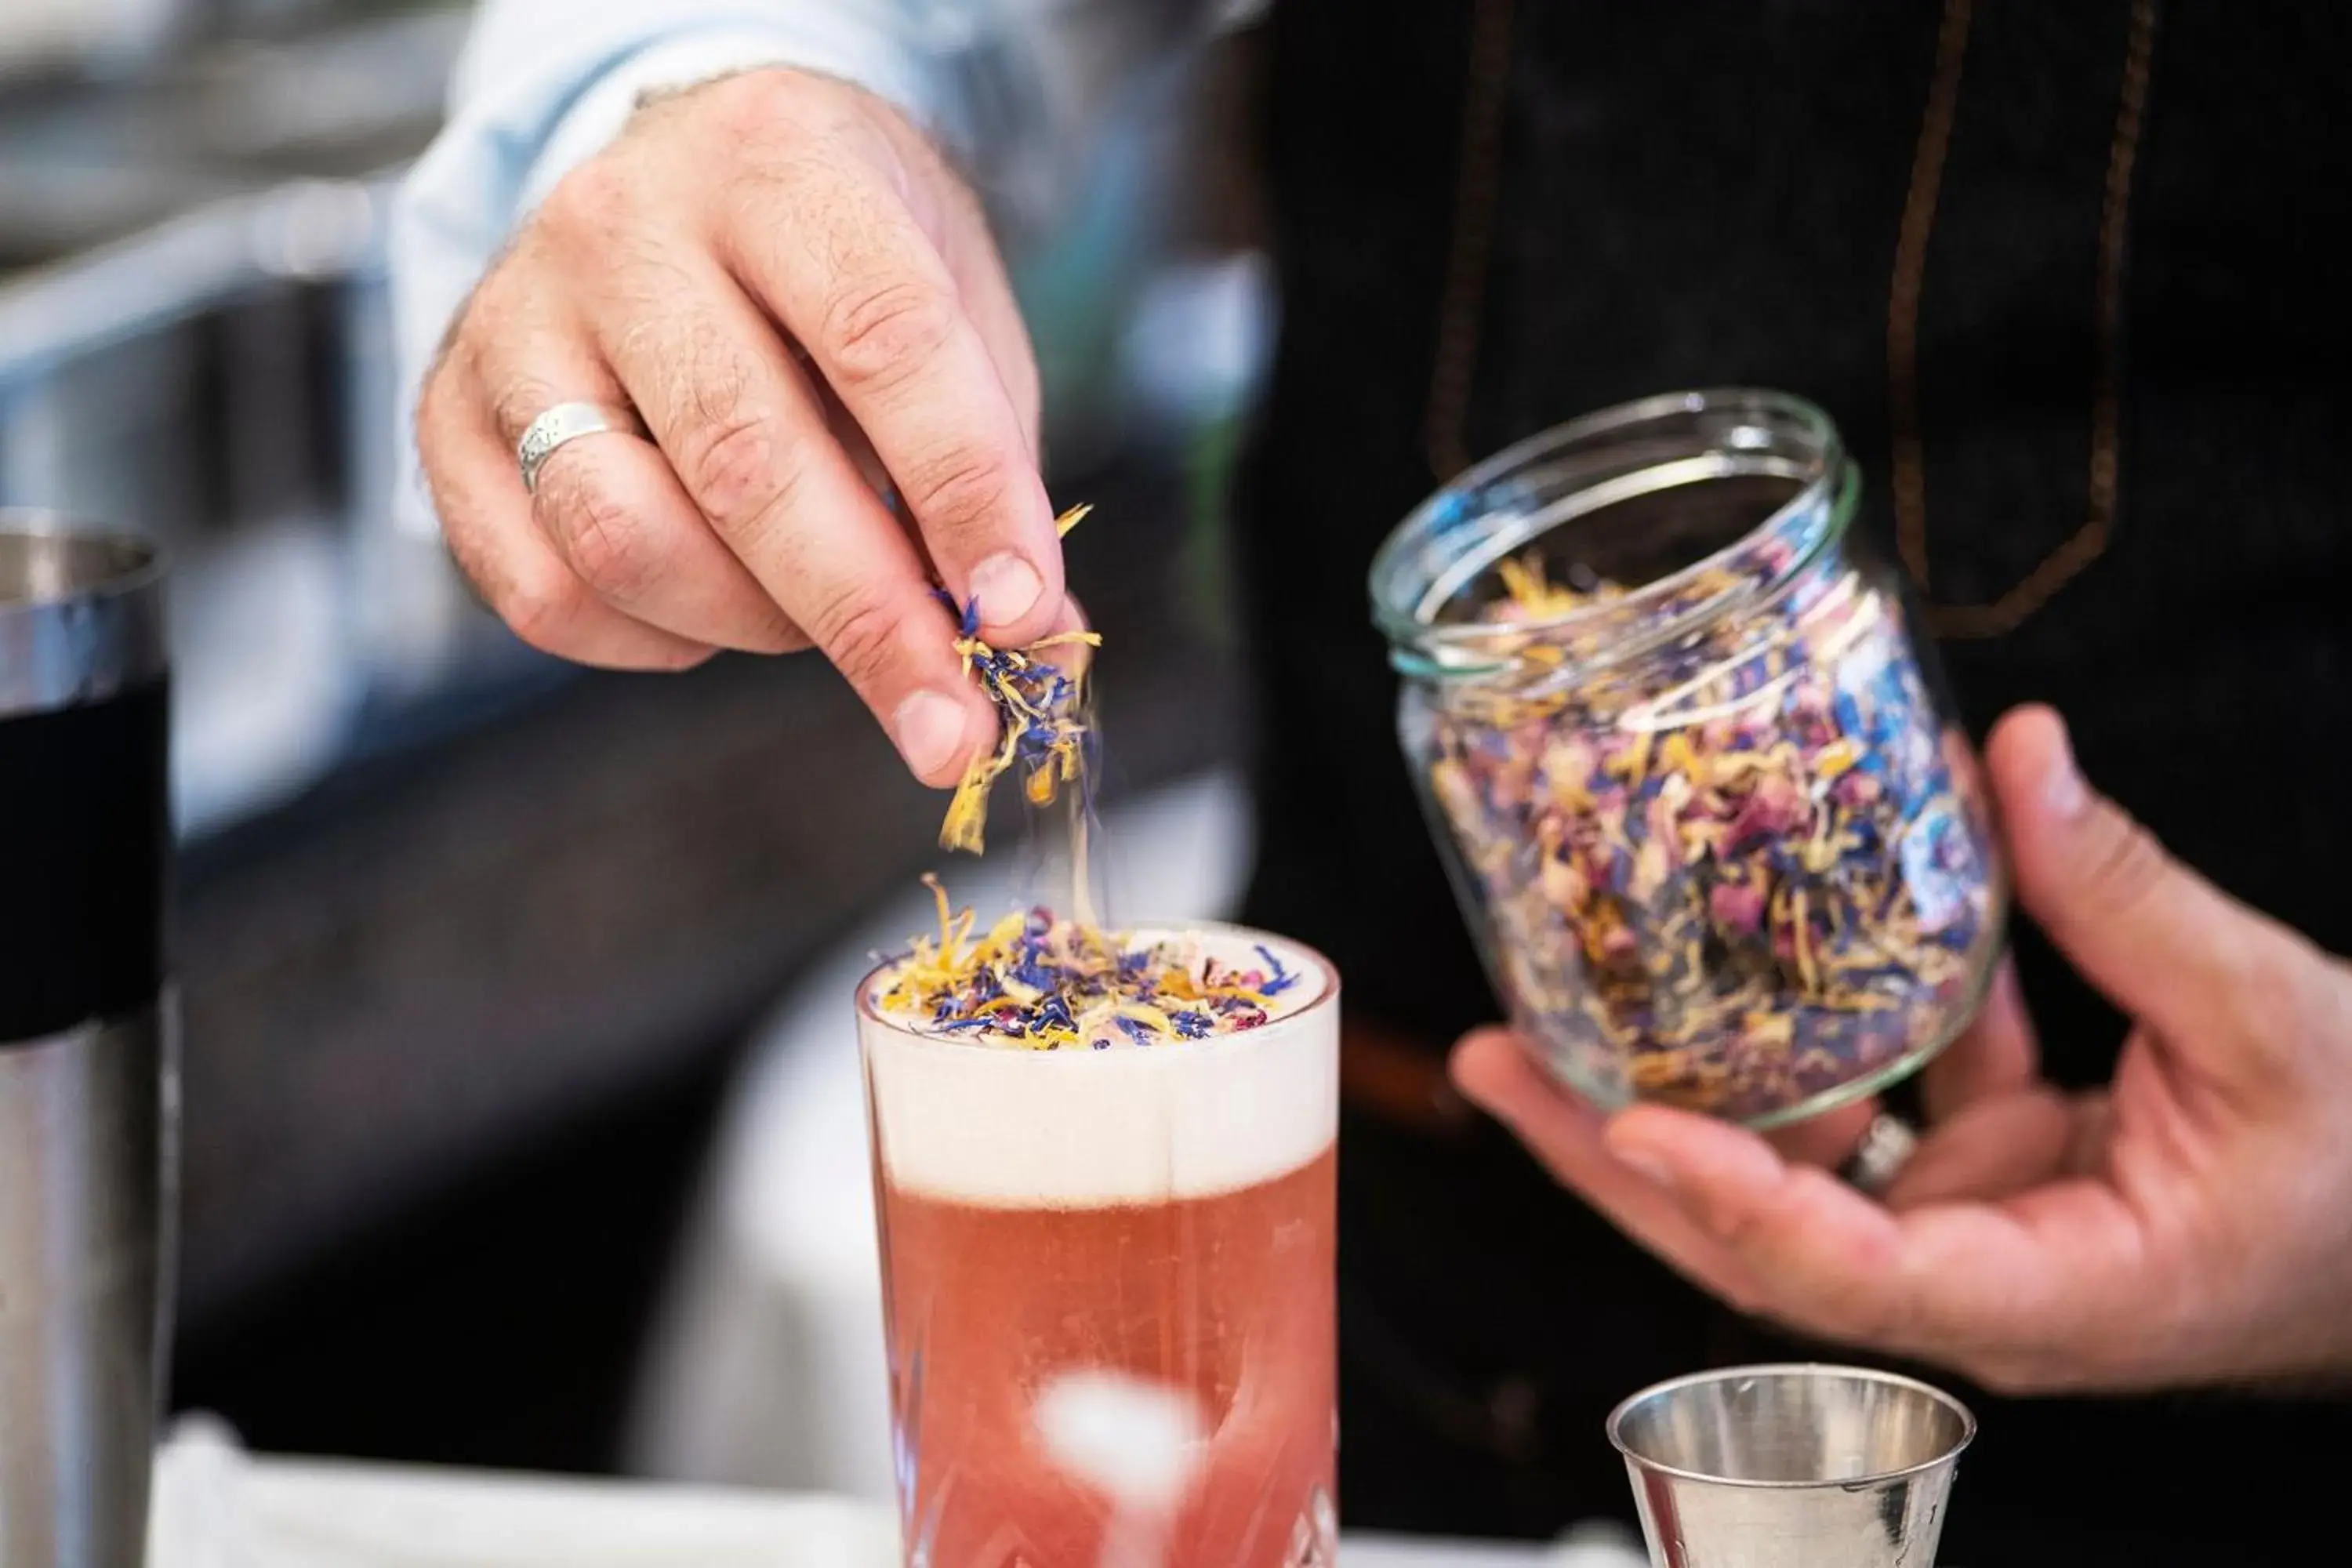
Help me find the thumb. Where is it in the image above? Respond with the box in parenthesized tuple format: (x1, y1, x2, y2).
(1986, 705, 2302, 1055)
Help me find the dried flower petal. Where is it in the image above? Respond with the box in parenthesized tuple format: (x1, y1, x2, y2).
(1415, 550, 1999, 1120)
(936, 505, 1102, 855)
(873, 876, 1294, 1048)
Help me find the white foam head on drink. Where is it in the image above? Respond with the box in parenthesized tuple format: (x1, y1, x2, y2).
(860, 927, 1337, 1208)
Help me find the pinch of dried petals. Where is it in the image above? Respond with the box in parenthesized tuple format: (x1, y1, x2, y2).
(938, 504, 1101, 855)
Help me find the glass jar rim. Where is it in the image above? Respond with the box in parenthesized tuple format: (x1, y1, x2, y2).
(1367, 388, 1857, 683)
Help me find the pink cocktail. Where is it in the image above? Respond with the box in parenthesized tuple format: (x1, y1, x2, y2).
(859, 924, 1339, 1568)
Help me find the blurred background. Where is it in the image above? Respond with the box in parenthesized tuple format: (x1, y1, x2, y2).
(2, 0, 1273, 1493)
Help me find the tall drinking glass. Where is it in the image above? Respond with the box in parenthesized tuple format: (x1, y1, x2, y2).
(858, 926, 1339, 1568)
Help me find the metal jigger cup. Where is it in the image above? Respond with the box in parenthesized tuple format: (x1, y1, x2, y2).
(1607, 1364, 1975, 1568)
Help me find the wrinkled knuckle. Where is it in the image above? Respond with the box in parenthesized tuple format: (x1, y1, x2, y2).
(496, 570, 589, 656)
(737, 608, 805, 656)
(488, 370, 564, 450)
(681, 416, 791, 532)
(672, 321, 753, 426)
(809, 586, 903, 693)
(546, 473, 662, 604)
(536, 159, 634, 252)
(2078, 811, 2172, 923)
(701, 71, 775, 136)
(906, 448, 1018, 543)
(822, 278, 957, 392)
(704, 67, 818, 144)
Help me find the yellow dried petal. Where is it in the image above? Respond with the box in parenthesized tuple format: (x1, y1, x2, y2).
(1792, 891, 1819, 994)
(939, 760, 996, 855)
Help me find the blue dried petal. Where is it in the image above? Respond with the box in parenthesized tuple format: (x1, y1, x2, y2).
(1254, 945, 1298, 996)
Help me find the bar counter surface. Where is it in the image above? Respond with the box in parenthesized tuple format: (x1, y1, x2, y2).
(146, 1421, 1648, 1568)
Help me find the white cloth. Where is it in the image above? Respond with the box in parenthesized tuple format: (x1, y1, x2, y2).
(148, 1417, 1643, 1566)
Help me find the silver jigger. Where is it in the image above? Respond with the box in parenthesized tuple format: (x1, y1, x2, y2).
(1608, 1364, 1974, 1568)
(2, 517, 176, 1568)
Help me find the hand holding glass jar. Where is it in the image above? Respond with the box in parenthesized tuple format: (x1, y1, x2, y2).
(1454, 704, 2352, 1396)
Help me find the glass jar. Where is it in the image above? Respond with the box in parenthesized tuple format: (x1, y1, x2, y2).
(1370, 390, 2004, 1127)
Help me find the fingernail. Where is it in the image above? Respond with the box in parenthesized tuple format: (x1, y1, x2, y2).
(2045, 721, 2090, 820)
(894, 690, 970, 779)
(970, 553, 1043, 626)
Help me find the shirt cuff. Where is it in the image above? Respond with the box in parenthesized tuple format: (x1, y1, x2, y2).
(520, 23, 941, 216)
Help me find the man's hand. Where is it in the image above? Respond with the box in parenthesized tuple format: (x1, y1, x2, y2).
(1453, 705, 2352, 1394)
(416, 67, 1063, 784)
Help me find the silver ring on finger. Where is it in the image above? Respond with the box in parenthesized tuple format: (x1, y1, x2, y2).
(517, 401, 647, 495)
(1836, 1112, 1919, 1197)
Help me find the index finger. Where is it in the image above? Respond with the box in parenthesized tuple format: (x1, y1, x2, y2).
(547, 227, 996, 786)
(719, 153, 1062, 644)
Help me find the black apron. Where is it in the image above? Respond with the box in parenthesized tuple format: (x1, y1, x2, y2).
(1232, 3, 2352, 1563)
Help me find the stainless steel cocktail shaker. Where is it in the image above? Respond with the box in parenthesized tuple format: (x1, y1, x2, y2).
(2, 514, 175, 1568)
